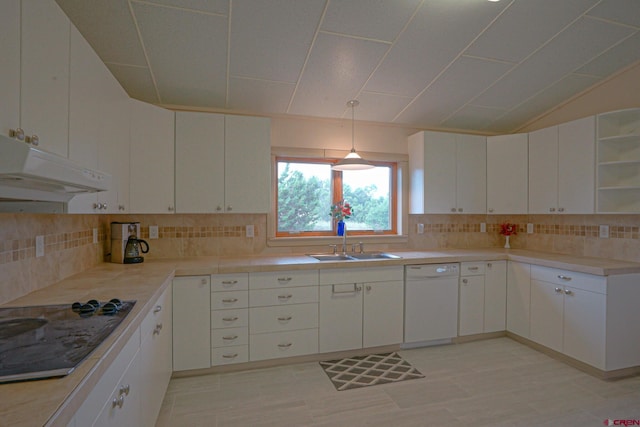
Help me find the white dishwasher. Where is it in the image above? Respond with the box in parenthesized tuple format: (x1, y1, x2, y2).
(403, 263, 460, 348)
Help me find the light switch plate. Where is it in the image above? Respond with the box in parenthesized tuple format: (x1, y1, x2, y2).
(36, 235, 44, 258)
(480, 223, 486, 233)
(599, 225, 609, 238)
(246, 225, 255, 238)
(149, 225, 159, 239)
(527, 223, 534, 234)
(417, 223, 424, 234)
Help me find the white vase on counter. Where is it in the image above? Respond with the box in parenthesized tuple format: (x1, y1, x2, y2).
(504, 235, 511, 249)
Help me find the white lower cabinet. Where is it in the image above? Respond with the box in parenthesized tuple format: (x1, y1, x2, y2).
(211, 273, 249, 365)
(506, 261, 531, 338)
(459, 261, 507, 336)
(249, 270, 319, 361)
(173, 276, 211, 371)
(319, 266, 404, 353)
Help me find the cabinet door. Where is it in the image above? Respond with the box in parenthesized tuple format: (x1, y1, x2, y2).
(319, 284, 362, 352)
(487, 134, 528, 214)
(563, 286, 605, 369)
(458, 275, 485, 336)
(93, 350, 141, 427)
(129, 99, 175, 213)
(484, 261, 507, 333)
(558, 116, 595, 213)
(172, 276, 211, 371)
(456, 134, 486, 213)
(0, 0, 20, 138)
(20, 0, 70, 157)
(530, 280, 563, 352)
(224, 115, 271, 213)
(363, 281, 404, 348)
(506, 261, 531, 338)
(424, 132, 457, 213)
(528, 126, 558, 214)
(175, 112, 225, 213)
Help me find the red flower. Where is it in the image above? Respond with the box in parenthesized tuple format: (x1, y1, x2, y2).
(330, 200, 352, 221)
(500, 223, 517, 236)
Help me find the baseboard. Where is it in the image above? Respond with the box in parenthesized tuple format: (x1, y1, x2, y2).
(452, 331, 506, 344)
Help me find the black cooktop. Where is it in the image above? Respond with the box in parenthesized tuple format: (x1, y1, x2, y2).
(0, 300, 135, 383)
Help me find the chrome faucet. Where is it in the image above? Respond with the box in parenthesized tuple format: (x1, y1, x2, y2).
(341, 223, 347, 254)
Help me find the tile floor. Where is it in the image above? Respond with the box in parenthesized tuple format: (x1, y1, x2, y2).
(156, 338, 640, 426)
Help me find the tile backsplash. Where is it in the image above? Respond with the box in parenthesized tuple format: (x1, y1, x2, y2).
(1, 212, 639, 304)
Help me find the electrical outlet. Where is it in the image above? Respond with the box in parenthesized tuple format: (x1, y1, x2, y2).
(246, 225, 255, 238)
(36, 235, 44, 258)
(480, 223, 486, 233)
(599, 225, 609, 238)
(93, 228, 98, 243)
(527, 223, 534, 234)
(417, 223, 424, 234)
(149, 225, 159, 239)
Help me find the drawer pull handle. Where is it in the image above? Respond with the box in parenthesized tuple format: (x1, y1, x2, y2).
(557, 275, 572, 281)
(222, 316, 239, 322)
(222, 280, 238, 286)
(119, 384, 130, 396)
(277, 277, 293, 282)
(223, 335, 238, 340)
(278, 316, 292, 321)
(564, 289, 573, 296)
(278, 294, 293, 300)
(555, 287, 563, 293)
(112, 395, 124, 409)
(222, 298, 239, 303)
(467, 266, 479, 271)
(332, 284, 360, 294)
(222, 353, 238, 359)
(462, 279, 468, 284)
(153, 305, 162, 313)
(278, 342, 292, 348)
(153, 323, 163, 334)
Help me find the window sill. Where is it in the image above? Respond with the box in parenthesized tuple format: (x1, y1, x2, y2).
(267, 234, 409, 248)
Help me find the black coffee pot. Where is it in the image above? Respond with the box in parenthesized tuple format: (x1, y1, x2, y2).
(123, 236, 149, 264)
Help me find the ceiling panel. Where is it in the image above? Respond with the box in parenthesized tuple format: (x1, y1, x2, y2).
(230, 0, 325, 83)
(288, 33, 389, 118)
(132, 2, 228, 106)
(56, 0, 147, 66)
(440, 105, 507, 132)
(353, 92, 412, 123)
(228, 77, 295, 114)
(143, 0, 229, 15)
(586, 0, 640, 28)
(465, 0, 600, 63)
(106, 63, 159, 103)
(321, 0, 421, 42)
(473, 16, 635, 109)
(576, 32, 640, 77)
(364, 0, 508, 98)
(395, 56, 513, 126)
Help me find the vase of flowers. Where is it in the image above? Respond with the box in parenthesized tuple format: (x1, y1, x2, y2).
(330, 200, 352, 236)
(499, 223, 517, 249)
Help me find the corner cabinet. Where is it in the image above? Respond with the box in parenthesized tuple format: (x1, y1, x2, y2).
(175, 112, 271, 213)
(596, 108, 640, 213)
(458, 261, 507, 336)
(486, 134, 529, 214)
(528, 116, 595, 214)
(408, 131, 486, 214)
(172, 276, 211, 371)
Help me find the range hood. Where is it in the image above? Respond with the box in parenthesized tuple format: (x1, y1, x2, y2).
(0, 134, 111, 203)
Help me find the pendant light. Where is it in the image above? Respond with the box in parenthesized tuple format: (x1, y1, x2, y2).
(332, 100, 374, 171)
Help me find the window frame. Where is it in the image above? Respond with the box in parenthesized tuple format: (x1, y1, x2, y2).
(275, 156, 398, 237)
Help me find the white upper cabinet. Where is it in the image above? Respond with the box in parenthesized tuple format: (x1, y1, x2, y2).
(529, 116, 595, 214)
(175, 112, 271, 213)
(409, 131, 486, 214)
(0, 0, 20, 139)
(596, 108, 640, 213)
(20, 0, 70, 157)
(129, 99, 175, 214)
(486, 133, 528, 214)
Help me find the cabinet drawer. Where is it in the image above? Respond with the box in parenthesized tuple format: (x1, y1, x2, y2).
(531, 265, 606, 294)
(212, 345, 248, 365)
(211, 308, 248, 329)
(141, 287, 171, 339)
(211, 291, 249, 310)
(319, 266, 403, 285)
(211, 327, 248, 347)
(460, 262, 485, 276)
(250, 303, 318, 334)
(211, 273, 249, 292)
(250, 286, 318, 307)
(250, 329, 318, 361)
(249, 270, 318, 289)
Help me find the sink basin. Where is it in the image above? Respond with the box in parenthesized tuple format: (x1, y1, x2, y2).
(349, 252, 402, 260)
(0, 318, 48, 340)
(308, 254, 355, 261)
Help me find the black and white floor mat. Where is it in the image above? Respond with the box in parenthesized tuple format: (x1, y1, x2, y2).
(319, 352, 424, 391)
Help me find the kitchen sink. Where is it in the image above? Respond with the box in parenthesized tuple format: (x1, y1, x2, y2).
(307, 252, 401, 261)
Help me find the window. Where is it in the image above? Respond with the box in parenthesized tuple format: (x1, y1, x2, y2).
(276, 157, 397, 236)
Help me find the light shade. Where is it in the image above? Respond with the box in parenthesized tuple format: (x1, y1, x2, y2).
(332, 100, 374, 171)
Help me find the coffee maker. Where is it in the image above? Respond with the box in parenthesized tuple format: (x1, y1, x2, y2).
(111, 222, 149, 264)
